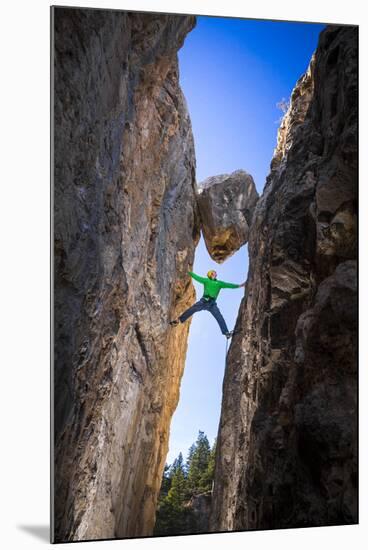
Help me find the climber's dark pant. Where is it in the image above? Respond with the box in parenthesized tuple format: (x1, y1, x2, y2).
(179, 296, 229, 334)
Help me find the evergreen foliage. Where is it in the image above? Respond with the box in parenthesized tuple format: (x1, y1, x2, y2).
(153, 431, 216, 536)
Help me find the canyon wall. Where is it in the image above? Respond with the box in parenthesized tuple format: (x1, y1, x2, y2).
(210, 24, 358, 531)
(52, 8, 200, 542)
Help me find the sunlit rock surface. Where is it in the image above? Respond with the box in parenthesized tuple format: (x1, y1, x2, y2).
(53, 8, 200, 542)
(210, 25, 357, 531)
(196, 170, 259, 262)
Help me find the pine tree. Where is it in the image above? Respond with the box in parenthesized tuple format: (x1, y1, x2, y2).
(200, 437, 217, 492)
(184, 443, 196, 476)
(154, 432, 217, 536)
(154, 451, 189, 535)
(159, 463, 172, 499)
(167, 456, 187, 507)
(169, 451, 184, 477)
(187, 431, 211, 495)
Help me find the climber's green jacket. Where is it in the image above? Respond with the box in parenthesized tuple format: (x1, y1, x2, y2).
(188, 271, 240, 300)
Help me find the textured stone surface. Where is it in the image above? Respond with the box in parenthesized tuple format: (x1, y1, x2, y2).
(210, 24, 357, 531)
(52, 8, 200, 542)
(185, 492, 212, 533)
(196, 170, 259, 262)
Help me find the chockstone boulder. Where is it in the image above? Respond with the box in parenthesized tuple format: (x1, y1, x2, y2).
(196, 169, 259, 262)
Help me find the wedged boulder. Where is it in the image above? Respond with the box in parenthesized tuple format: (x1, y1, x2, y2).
(196, 169, 259, 262)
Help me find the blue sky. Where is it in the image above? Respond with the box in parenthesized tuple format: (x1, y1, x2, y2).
(166, 16, 326, 464)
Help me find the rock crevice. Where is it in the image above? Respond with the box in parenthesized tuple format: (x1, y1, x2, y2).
(53, 12, 357, 541)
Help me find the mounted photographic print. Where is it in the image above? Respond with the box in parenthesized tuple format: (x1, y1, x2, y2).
(51, 4, 358, 543)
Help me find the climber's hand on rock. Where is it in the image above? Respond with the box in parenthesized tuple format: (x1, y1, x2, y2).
(239, 282, 246, 287)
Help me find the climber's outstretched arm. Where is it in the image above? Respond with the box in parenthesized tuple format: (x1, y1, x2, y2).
(218, 279, 246, 289)
(188, 271, 207, 284)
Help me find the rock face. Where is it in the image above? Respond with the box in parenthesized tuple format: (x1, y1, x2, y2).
(210, 25, 357, 531)
(196, 170, 259, 262)
(185, 492, 212, 533)
(52, 8, 200, 542)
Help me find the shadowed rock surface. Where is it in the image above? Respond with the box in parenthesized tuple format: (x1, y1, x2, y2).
(53, 8, 200, 542)
(196, 170, 259, 262)
(185, 492, 212, 533)
(210, 24, 358, 531)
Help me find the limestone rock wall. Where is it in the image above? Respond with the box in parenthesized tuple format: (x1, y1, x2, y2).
(196, 170, 259, 262)
(52, 8, 200, 542)
(210, 24, 358, 531)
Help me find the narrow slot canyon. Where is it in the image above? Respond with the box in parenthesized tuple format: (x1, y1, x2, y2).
(52, 8, 358, 543)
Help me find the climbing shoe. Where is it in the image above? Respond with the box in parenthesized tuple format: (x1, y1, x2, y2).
(169, 319, 179, 326)
(225, 331, 234, 339)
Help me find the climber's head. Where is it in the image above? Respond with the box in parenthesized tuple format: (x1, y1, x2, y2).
(207, 270, 217, 280)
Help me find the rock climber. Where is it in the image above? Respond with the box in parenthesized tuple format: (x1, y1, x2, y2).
(169, 270, 246, 339)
